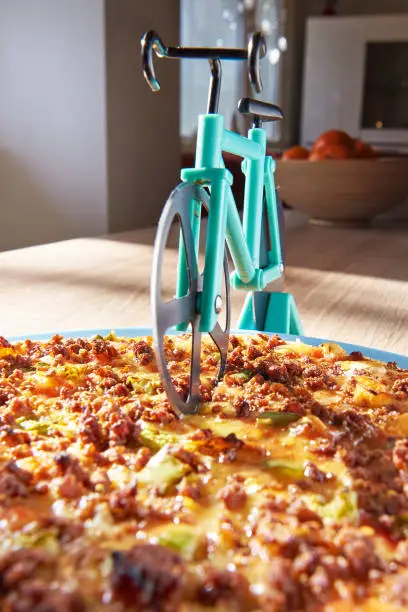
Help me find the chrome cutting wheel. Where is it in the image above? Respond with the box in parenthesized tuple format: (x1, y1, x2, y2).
(151, 183, 230, 416)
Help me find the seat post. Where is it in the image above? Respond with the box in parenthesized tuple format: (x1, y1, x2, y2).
(206, 59, 222, 114)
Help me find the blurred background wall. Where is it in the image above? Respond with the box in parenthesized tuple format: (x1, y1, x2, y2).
(0, 0, 179, 251)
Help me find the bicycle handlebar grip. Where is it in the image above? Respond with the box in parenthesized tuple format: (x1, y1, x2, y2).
(141, 30, 167, 92)
(248, 32, 267, 94)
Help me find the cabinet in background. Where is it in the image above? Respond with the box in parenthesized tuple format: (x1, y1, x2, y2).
(300, 15, 408, 153)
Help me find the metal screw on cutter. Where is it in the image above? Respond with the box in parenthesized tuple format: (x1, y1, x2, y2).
(215, 295, 223, 314)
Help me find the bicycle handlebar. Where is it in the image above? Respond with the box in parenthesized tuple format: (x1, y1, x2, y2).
(141, 30, 267, 95)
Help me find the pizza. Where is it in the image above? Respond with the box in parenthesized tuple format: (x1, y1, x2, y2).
(0, 331, 408, 611)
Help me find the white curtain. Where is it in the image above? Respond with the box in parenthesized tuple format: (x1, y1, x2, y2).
(255, 0, 285, 141)
(180, 0, 245, 139)
(180, 0, 286, 142)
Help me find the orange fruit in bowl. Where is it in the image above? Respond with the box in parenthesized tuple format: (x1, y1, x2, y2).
(362, 144, 379, 158)
(354, 139, 379, 159)
(282, 145, 309, 160)
(312, 129, 355, 153)
(354, 138, 366, 156)
(309, 142, 356, 161)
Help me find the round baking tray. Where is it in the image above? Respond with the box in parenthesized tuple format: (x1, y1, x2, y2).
(9, 327, 408, 369)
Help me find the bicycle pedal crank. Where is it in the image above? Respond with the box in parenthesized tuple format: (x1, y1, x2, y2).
(151, 183, 230, 417)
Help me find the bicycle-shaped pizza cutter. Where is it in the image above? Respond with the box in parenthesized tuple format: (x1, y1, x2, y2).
(141, 30, 303, 417)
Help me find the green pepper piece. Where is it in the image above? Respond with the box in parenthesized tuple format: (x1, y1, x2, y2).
(55, 363, 87, 382)
(395, 514, 408, 536)
(137, 446, 189, 494)
(126, 375, 159, 395)
(17, 527, 60, 554)
(230, 369, 253, 384)
(157, 526, 203, 561)
(319, 490, 358, 522)
(138, 422, 180, 451)
(257, 411, 301, 426)
(104, 331, 119, 341)
(265, 459, 304, 480)
(17, 419, 49, 434)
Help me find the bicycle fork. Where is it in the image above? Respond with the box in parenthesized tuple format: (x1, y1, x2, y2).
(178, 114, 231, 333)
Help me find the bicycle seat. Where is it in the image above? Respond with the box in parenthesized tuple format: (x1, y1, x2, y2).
(237, 97, 283, 123)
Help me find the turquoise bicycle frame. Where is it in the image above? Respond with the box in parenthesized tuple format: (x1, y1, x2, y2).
(177, 113, 302, 336)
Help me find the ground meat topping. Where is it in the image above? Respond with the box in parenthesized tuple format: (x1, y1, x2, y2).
(110, 544, 184, 609)
(386, 571, 408, 607)
(303, 460, 330, 483)
(0, 462, 32, 499)
(217, 481, 247, 511)
(132, 340, 154, 365)
(0, 548, 53, 591)
(258, 361, 289, 383)
(0, 332, 407, 611)
(264, 558, 304, 611)
(347, 351, 365, 361)
(53, 453, 92, 488)
(392, 377, 408, 398)
(109, 485, 138, 520)
(78, 410, 106, 450)
(345, 444, 408, 519)
(393, 439, 408, 472)
(3, 580, 86, 612)
(197, 567, 255, 609)
(335, 529, 383, 581)
(0, 337, 12, 349)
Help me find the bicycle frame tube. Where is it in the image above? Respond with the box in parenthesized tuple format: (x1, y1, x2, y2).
(175, 194, 201, 332)
(223, 130, 262, 160)
(263, 156, 283, 271)
(241, 128, 266, 270)
(176, 115, 225, 330)
(219, 164, 255, 285)
(180, 115, 229, 333)
(179, 113, 276, 333)
(220, 128, 267, 286)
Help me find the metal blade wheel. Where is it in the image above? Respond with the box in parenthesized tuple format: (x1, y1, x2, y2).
(151, 182, 230, 417)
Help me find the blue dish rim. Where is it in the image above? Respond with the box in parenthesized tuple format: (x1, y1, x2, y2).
(8, 326, 408, 368)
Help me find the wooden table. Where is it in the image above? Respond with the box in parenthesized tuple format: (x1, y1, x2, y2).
(1, 217, 408, 355)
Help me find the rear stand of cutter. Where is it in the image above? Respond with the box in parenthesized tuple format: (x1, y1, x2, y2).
(237, 291, 303, 335)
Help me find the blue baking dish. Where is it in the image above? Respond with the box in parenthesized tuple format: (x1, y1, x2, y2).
(8, 327, 408, 369)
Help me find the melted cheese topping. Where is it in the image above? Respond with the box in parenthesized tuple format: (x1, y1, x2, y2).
(0, 332, 407, 611)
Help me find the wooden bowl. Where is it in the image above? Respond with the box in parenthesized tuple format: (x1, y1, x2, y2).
(275, 158, 408, 227)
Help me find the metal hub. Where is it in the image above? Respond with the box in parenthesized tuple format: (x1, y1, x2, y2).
(214, 295, 223, 314)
